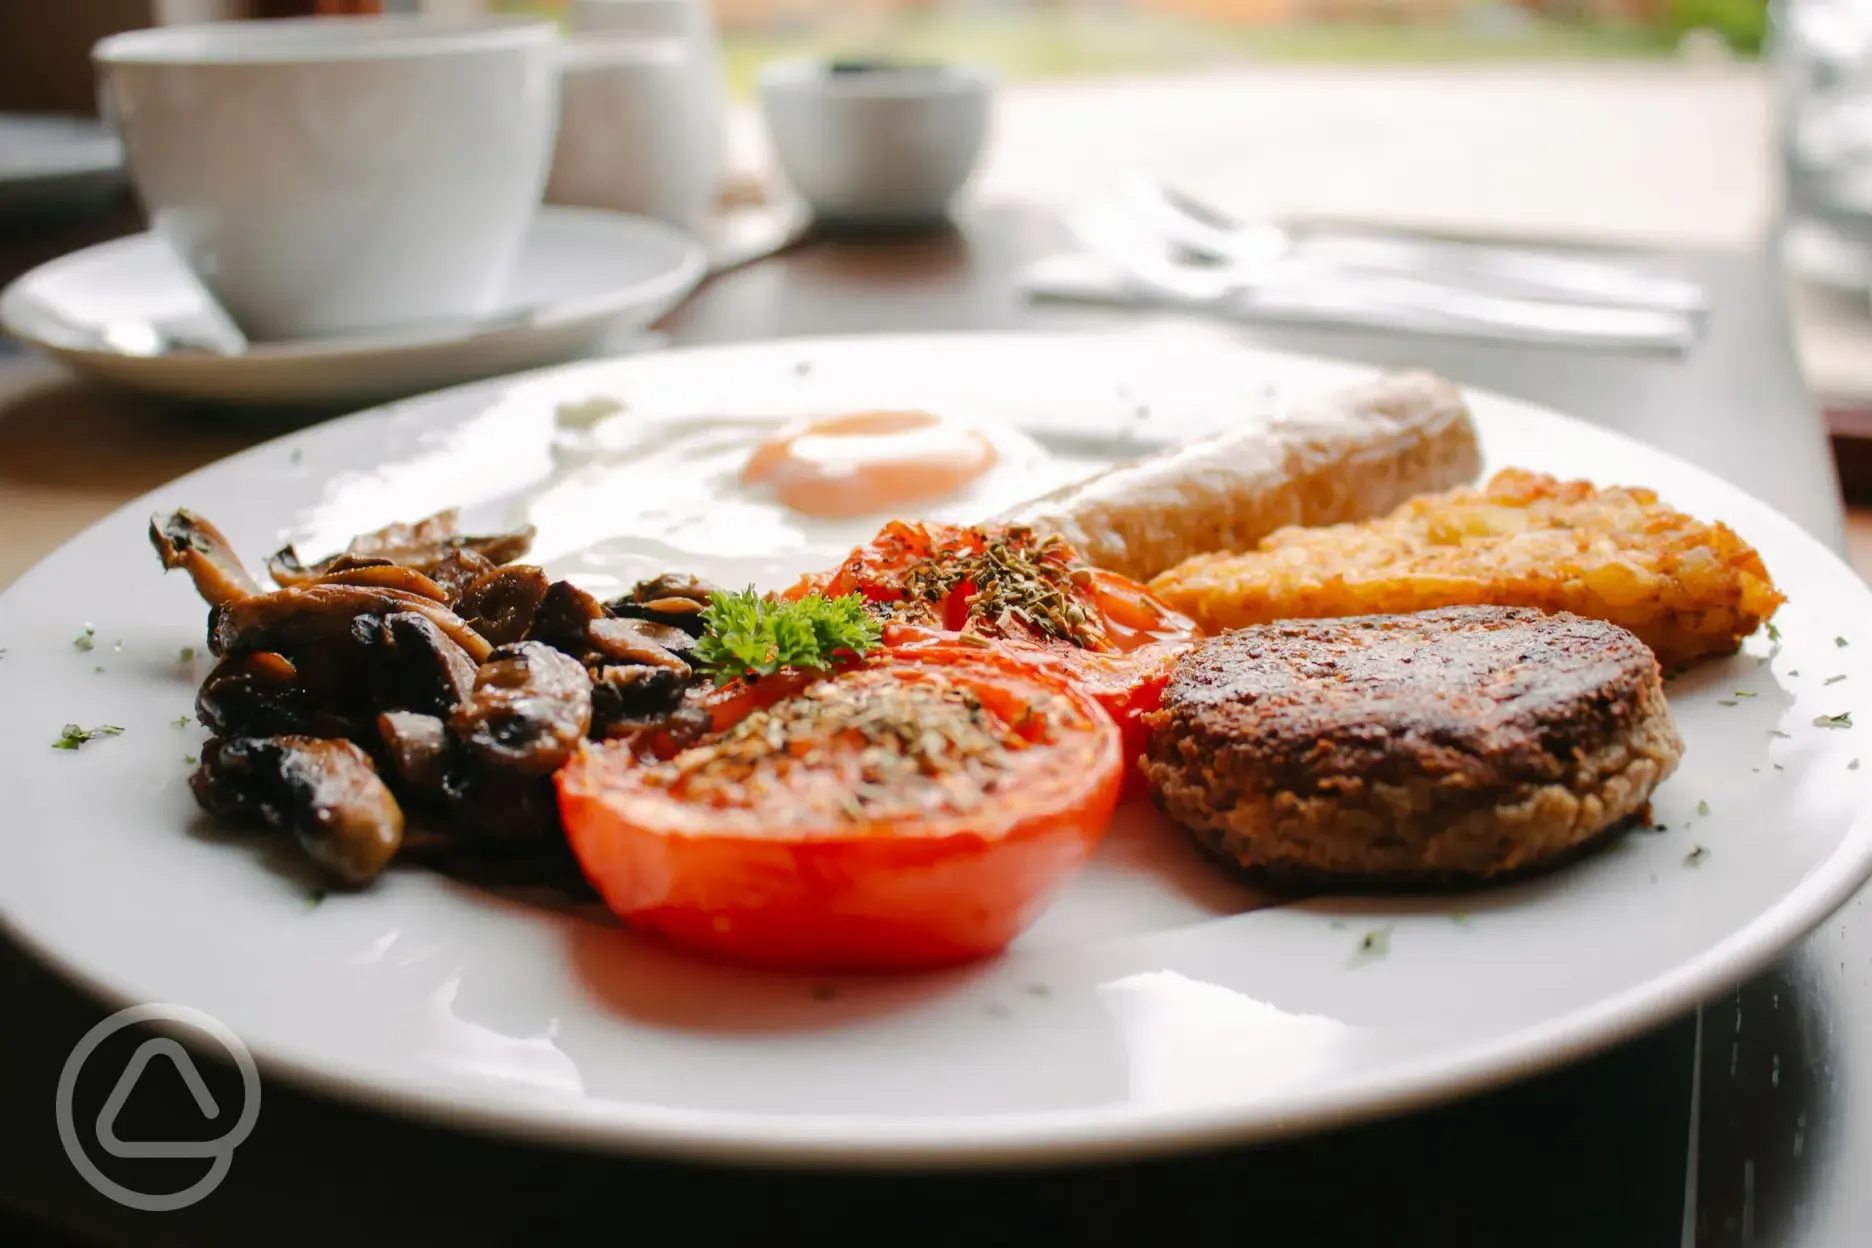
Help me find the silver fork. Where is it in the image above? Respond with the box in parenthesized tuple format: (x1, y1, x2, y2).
(1055, 200, 1701, 353)
(1121, 177, 1709, 317)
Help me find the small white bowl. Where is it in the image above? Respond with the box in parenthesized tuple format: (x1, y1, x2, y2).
(757, 59, 993, 228)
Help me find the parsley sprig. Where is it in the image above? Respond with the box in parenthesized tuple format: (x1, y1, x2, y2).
(692, 588, 882, 687)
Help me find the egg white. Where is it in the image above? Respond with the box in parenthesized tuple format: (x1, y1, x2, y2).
(523, 404, 1096, 601)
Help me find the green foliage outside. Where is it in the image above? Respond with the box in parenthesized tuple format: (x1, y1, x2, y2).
(497, 1, 1764, 98)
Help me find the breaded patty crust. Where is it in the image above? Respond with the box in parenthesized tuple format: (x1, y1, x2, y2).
(1142, 605, 1683, 887)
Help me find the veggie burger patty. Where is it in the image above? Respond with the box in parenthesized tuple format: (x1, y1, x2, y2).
(1141, 605, 1684, 887)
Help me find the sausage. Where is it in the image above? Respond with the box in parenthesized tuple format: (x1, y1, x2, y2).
(993, 370, 1482, 582)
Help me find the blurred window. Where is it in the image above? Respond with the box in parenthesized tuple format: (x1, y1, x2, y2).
(492, 0, 1768, 96)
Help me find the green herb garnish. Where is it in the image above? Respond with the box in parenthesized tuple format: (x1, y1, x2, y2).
(1816, 712, 1855, 729)
(1771, 729, 1792, 739)
(1350, 926, 1393, 965)
(183, 753, 197, 766)
(1719, 700, 1738, 707)
(1697, 799, 1711, 816)
(305, 888, 325, 909)
(1685, 845, 1709, 867)
(173, 714, 191, 728)
(180, 646, 196, 662)
(1733, 691, 1758, 699)
(1451, 913, 1473, 927)
(693, 587, 882, 687)
(1767, 621, 1781, 643)
(1839, 637, 1851, 648)
(1827, 675, 1848, 686)
(53, 723, 122, 750)
(73, 626, 95, 652)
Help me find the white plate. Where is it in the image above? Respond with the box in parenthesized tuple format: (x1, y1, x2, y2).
(0, 206, 707, 408)
(1, 332, 1868, 1168)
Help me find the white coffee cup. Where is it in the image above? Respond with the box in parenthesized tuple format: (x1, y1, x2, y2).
(567, 0, 726, 205)
(94, 15, 560, 342)
(546, 34, 717, 234)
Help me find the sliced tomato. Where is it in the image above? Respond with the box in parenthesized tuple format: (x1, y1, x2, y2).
(556, 645, 1124, 972)
(786, 521, 1199, 793)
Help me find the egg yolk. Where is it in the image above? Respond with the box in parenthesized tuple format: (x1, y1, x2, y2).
(741, 410, 999, 519)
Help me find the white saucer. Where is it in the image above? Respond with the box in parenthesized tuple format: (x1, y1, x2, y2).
(0, 206, 708, 408)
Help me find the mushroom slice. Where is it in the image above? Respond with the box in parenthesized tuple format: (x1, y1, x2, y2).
(150, 510, 260, 607)
(310, 564, 451, 603)
(590, 663, 690, 738)
(422, 548, 497, 605)
(190, 736, 404, 886)
(439, 769, 564, 844)
(268, 511, 534, 592)
(267, 550, 394, 590)
(376, 711, 454, 798)
(210, 584, 492, 663)
(458, 564, 551, 647)
(607, 572, 718, 638)
(196, 651, 357, 739)
(588, 618, 694, 673)
(372, 611, 479, 717)
(528, 580, 608, 656)
(448, 641, 592, 776)
(346, 509, 537, 568)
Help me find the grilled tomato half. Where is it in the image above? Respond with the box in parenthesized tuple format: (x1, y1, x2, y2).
(556, 644, 1124, 971)
(787, 521, 1199, 789)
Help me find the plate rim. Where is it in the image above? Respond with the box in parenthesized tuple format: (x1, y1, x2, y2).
(1, 329, 1866, 1168)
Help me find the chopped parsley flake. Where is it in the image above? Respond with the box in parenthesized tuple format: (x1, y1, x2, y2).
(173, 714, 191, 728)
(180, 646, 196, 662)
(1775, 763, 1786, 771)
(1451, 913, 1473, 927)
(91, 666, 104, 675)
(305, 888, 324, 909)
(1827, 675, 1848, 686)
(1684, 845, 1709, 867)
(1839, 637, 1851, 648)
(183, 753, 197, 766)
(1771, 729, 1792, 739)
(1733, 691, 1758, 698)
(1719, 699, 1738, 707)
(1767, 621, 1781, 643)
(72, 626, 95, 652)
(1816, 712, 1855, 729)
(53, 723, 122, 750)
(1697, 799, 1711, 816)
(1351, 926, 1394, 964)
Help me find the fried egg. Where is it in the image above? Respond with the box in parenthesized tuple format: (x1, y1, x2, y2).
(522, 404, 1092, 600)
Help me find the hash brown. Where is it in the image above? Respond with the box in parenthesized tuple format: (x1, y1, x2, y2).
(1147, 468, 1783, 670)
(1141, 605, 1684, 887)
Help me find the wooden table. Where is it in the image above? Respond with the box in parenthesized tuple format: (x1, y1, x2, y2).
(0, 203, 1859, 1247)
